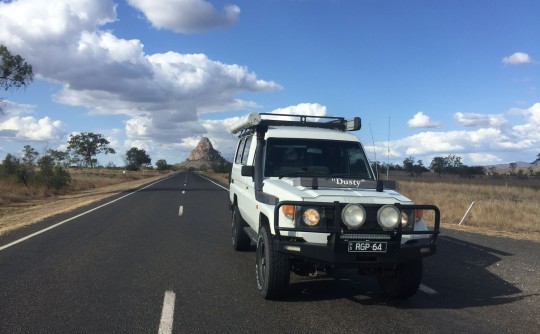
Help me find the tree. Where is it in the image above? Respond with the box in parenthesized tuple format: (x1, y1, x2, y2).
(533, 153, 540, 165)
(403, 156, 415, 176)
(429, 156, 446, 177)
(46, 149, 70, 167)
(37, 155, 71, 189)
(156, 159, 169, 171)
(124, 147, 151, 171)
(67, 132, 115, 168)
(444, 154, 462, 174)
(509, 162, 517, 176)
(1, 45, 33, 113)
(413, 160, 426, 177)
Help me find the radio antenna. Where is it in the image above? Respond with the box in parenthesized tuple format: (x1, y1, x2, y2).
(387, 116, 390, 180)
(368, 123, 378, 179)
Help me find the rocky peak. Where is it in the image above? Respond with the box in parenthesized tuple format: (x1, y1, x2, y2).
(181, 137, 229, 170)
(188, 137, 220, 161)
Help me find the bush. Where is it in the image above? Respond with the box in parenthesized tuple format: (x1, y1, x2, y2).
(37, 155, 71, 190)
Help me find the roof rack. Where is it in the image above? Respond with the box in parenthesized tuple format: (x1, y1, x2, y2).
(230, 112, 361, 135)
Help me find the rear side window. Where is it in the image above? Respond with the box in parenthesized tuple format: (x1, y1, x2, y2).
(234, 138, 246, 164)
(234, 136, 253, 165)
(241, 136, 253, 165)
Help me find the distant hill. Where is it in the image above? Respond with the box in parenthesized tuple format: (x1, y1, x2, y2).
(178, 137, 229, 170)
(486, 161, 534, 170)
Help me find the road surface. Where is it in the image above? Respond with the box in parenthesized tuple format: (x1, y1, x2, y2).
(0, 172, 538, 333)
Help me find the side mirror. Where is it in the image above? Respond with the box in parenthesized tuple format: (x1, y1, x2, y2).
(241, 165, 255, 177)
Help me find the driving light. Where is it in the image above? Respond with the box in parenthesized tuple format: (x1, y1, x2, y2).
(282, 205, 295, 220)
(341, 204, 366, 230)
(303, 208, 320, 226)
(377, 205, 400, 231)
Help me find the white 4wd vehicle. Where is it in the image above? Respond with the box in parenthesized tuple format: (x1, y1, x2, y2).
(229, 113, 440, 299)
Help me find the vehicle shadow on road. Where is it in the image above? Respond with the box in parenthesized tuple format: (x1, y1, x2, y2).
(281, 235, 534, 309)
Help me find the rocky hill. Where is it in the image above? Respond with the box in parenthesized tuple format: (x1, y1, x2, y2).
(179, 137, 229, 170)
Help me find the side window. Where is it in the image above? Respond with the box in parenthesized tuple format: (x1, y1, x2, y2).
(235, 138, 246, 164)
(241, 136, 253, 165)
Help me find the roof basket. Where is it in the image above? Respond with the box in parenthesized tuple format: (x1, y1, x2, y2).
(230, 112, 361, 135)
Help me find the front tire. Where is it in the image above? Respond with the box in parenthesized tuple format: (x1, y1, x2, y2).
(255, 226, 290, 299)
(231, 206, 251, 251)
(377, 259, 423, 298)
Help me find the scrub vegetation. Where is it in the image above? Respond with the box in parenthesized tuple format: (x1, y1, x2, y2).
(398, 178, 539, 238)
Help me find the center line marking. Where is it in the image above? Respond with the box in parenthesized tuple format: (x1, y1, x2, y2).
(158, 290, 176, 334)
(178, 206, 183, 216)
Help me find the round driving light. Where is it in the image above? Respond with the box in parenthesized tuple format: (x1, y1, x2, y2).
(377, 205, 400, 230)
(341, 204, 366, 230)
(303, 208, 320, 226)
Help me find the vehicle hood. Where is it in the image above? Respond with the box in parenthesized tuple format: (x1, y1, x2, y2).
(262, 177, 413, 204)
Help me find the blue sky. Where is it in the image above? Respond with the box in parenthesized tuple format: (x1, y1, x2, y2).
(1, 0, 539, 167)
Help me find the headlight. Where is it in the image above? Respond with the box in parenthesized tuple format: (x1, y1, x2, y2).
(377, 205, 400, 231)
(302, 208, 320, 226)
(341, 204, 366, 230)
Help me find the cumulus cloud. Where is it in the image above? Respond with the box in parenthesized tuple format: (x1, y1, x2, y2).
(0, 116, 66, 141)
(0, 100, 66, 141)
(454, 112, 507, 127)
(127, 0, 240, 33)
(407, 112, 442, 128)
(370, 103, 540, 165)
(502, 52, 533, 65)
(171, 103, 330, 161)
(0, 0, 279, 150)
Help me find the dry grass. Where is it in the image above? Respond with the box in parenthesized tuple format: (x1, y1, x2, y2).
(397, 179, 539, 240)
(0, 169, 160, 206)
(0, 169, 170, 236)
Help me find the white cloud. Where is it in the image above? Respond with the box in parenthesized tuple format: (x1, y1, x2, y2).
(173, 103, 330, 162)
(0, 100, 35, 116)
(0, 0, 279, 150)
(407, 112, 442, 128)
(0, 116, 66, 141)
(0, 101, 66, 141)
(371, 103, 540, 165)
(127, 0, 240, 33)
(465, 153, 503, 165)
(502, 52, 533, 65)
(454, 112, 507, 127)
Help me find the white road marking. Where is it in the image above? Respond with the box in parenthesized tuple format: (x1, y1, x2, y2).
(158, 290, 176, 334)
(178, 206, 183, 216)
(419, 283, 438, 295)
(194, 173, 228, 191)
(0, 175, 175, 252)
(182, 191, 185, 194)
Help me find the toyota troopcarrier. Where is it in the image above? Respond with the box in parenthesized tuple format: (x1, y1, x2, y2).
(229, 112, 440, 299)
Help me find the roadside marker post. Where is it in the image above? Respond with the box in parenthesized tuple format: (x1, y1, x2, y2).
(459, 201, 475, 226)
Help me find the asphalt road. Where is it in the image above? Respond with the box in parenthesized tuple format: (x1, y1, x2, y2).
(0, 171, 538, 334)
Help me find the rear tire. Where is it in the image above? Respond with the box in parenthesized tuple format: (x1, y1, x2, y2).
(231, 206, 251, 251)
(255, 226, 290, 299)
(377, 259, 423, 298)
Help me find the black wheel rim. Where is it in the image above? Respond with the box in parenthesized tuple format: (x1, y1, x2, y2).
(231, 211, 237, 244)
(257, 237, 266, 286)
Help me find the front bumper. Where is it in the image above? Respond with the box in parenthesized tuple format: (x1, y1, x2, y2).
(273, 201, 440, 268)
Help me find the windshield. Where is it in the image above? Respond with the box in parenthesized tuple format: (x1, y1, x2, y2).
(264, 138, 374, 179)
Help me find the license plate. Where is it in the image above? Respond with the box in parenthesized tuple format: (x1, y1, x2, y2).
(348, 241, 387, 253)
